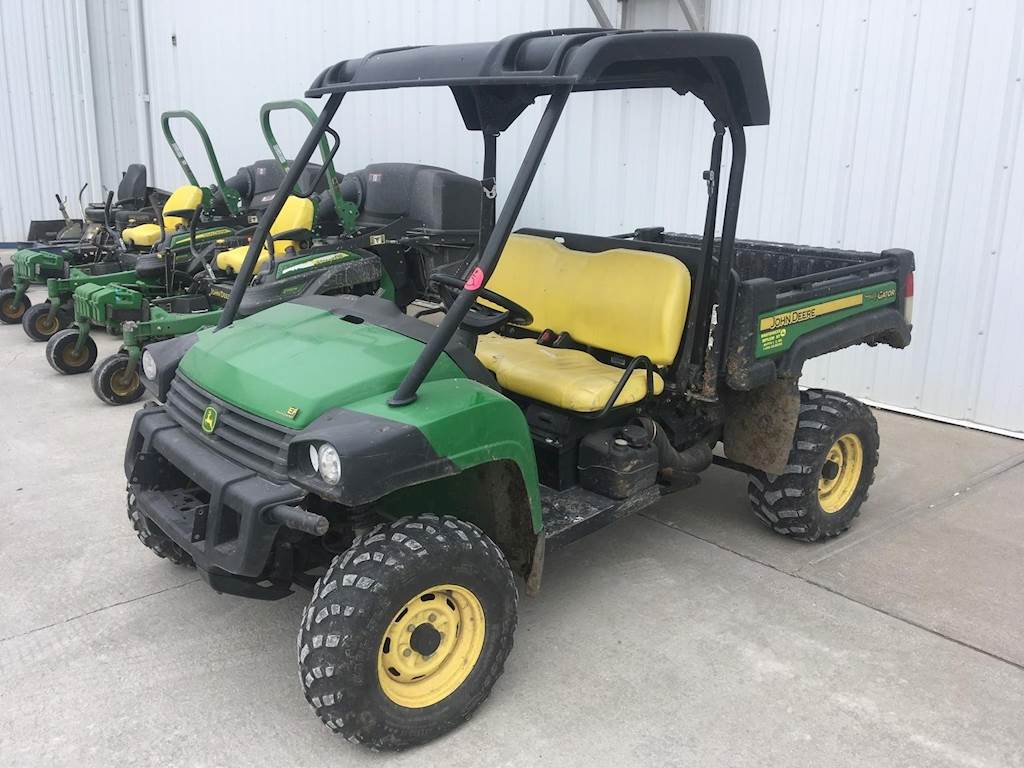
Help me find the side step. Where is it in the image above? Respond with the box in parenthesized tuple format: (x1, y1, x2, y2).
(541, 484, 661, 551)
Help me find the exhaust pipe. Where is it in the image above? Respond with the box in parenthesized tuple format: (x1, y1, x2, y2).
(635, 417, 713, 479)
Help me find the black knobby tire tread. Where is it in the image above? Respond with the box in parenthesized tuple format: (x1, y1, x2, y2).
(746, 388, 879, 542)
(21, 302, 60, 341)
(92, 353, 146, 405)
(298, 514, 518, 750)
(0, 264, 13, 290)
(126, 490, 194, 566)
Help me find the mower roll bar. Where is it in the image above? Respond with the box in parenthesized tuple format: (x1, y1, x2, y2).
(161, 110, 243, 216)
(260, 99, 356, 232)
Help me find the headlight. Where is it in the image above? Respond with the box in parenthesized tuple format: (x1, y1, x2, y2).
(317, 443, 341, 485)
(141, 349, 157, 380)
(308, 444, 320, 473)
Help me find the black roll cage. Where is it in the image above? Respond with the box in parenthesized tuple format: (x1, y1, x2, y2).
(215, 28, 769, 406)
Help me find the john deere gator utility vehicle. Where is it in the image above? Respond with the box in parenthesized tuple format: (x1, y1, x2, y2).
(56, 99, 481, 405)
(0, 165, 168, 322)
(18, 111, 282, 343)
(123, 30, 915, 750)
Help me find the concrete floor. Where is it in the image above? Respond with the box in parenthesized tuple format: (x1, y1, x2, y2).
(1, 283, 1023, 767)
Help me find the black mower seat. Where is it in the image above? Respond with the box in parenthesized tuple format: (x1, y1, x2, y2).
(475, 234, 691, 412)
(122, 185, 203, 248)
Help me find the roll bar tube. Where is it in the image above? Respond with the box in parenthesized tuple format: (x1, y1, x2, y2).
(698, 124, 746, 398)
(388, 86, 572, 406)
(260, 99, 357, 232)
(216, 93, 344, 330)
(160, 110, 243, 215)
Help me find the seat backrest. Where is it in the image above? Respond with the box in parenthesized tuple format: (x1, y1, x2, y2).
(269, 195, 315, 254)
(486, 234, 691, 366)
(162, 185, 204, 230)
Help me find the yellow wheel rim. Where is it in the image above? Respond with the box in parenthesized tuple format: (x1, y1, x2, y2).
(377, 584, 486, 709)
(36, 313, 59, 335)
(3, 298, 26, 320)
(818, 433, 863, 514)
(61, 344, 88, 367)
(109, 367, 139, 397)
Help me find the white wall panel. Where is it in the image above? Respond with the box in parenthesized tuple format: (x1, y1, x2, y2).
(714, 0, 1024, 435)
(0, 0, 100, 240)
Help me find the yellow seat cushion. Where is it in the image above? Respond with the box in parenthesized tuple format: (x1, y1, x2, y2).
(476, 334, 664, 412)
(121, 223, 162, 247)
(486, 234, 691, 366)
(121, 185, 203, 247)
(216, 195, 314, 273)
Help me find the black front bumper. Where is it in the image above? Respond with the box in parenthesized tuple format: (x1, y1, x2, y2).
(126, 406, 306, 578)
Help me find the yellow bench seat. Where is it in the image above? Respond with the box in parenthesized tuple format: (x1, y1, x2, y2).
(475, 334, 663, 412)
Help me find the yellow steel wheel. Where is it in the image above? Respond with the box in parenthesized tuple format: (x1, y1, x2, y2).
(34, 312, 59, 335)
(62, 344, 90, 368)
(377, 584, 486, 709)
(818, 433, 863, 513)
(110, 367, 140, 397)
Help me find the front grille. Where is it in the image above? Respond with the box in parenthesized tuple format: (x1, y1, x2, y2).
(165, 373, 295, 480)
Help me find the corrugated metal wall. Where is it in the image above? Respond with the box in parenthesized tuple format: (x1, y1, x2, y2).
(3, 0, 1023, 436)
(0, 0, 102, 240)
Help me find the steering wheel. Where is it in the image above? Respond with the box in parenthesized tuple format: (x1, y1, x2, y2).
(430, 272, 533, 334)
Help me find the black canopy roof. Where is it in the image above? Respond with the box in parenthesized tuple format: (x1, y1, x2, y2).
(306, 28, 770, 131)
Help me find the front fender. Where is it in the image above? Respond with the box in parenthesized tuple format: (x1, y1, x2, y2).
(294, 377, 541, 532)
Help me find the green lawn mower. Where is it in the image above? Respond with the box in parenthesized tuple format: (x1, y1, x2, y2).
(122, 31, 916, 750)
(20, 110, 295, 342)
(51, 100, 480, 406)
(0, 165, 168, 323)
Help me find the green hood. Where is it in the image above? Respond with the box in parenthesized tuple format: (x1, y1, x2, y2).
(177, 302, 464, 428)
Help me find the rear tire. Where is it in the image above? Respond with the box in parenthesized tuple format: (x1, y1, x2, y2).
(0, 264, 13, 290)
(45, 328, 98, 374)
(127, 490, 194, 566)
(747, 389, 879, 541)
(21, 302, 67, 341)
(298, 515, 518, 750)
(92, 353, 146, 405)
(0, 288, 30, 324)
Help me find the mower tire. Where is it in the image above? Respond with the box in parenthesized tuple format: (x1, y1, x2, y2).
(298, 515, 517, 751)
(21, 302, 69, 341)
(46, 328, 98, 374)
(747, 388, 879, 541)
(127, 490, 194, 566)
(0, 289, 30, 324)
(93, 353, 146, 405)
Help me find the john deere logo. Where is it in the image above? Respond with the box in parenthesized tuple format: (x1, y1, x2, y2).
(201, 406, 218, 434)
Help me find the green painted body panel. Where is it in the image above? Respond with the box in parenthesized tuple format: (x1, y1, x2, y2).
(12, 247, 65, 284)
(178, 302, 464, 429)
(756, 281, 898, 357)
(48, 268, 138, 301)
(177, 301, 541, 524)
(122, 306, 222, 358)
(347, 379, 542, 531)
(273, 249, 360, 279)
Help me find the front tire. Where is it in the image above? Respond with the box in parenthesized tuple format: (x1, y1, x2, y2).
(92, 353, 146, 405)
(747, 389, 879, 541)
(298, 515, 518, 750)
(45, 328, 98, 374)
(21, 302, 68, 341)
(127, 490, 194, 566)
(0, 288, 30, 324)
